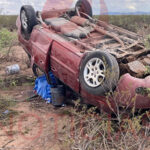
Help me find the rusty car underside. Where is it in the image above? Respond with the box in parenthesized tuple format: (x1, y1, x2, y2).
(41, 11, 150, 78)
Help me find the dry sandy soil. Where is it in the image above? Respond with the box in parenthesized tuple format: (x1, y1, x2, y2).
(0, 46, 72, 150)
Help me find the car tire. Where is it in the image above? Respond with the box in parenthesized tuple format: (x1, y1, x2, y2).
(79, 51, 120, 96)
(20, 5, 37, 40)
(75, 0, 93, 18)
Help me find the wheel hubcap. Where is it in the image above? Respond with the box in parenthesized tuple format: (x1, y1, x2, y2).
(84, 58, 106, 88)
(21, 10, 28, 30)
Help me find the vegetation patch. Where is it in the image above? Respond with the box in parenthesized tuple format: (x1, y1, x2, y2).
(95, 15, 150, 33)
(64, 102, 150, 150)
(0, 76, 35, 89)
(0, 15, 17, 30)
(145, 35, 150, 49)
(0, 96, 18, 126)
(0, 28, 17, 49)
(0, 28, 18, 60)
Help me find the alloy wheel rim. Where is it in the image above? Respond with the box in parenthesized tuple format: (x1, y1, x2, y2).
(83, 58, 106, 88)
(21, 10, 28, 30)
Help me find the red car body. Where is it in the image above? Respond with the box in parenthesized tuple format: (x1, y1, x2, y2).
(17, 5, 150, 113)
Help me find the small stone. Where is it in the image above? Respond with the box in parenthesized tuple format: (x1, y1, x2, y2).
(147, 54, 150, 58)
(3, 110, 10, 114)
(143, 58, 150, 65)
(128, 61, 146, 74)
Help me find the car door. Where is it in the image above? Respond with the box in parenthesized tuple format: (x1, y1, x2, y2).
(50, 41, 82, 92)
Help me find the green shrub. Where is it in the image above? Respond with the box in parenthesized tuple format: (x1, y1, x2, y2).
(145, 35, 150, 49)
(0, 28, 17, 49)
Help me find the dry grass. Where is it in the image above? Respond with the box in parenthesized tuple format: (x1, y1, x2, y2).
(0, 15, 150, 32)
(64, 101, 150, 150)
(0, 15, 17, 30)
(94, 15, 150, 33)
(0, 96, 18, 126)
(0, 28, 18, 60)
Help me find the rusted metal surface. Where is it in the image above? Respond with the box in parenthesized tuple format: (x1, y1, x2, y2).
(147, 54, 150, 58)
(128, 61, 146, 74)
(93, 26, 125, 48)
(143, 58, 150, 65)
(40, 0, 150, 79)
(60, 16, 149, 77)
(70, 16, 89, 27)
(41, 13, 150, 79)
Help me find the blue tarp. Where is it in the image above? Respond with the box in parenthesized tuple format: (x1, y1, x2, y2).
(34, 72, 56, 103)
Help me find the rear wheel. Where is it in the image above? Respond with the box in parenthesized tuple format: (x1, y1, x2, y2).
(75, 0, 93, 18)
(79, 51, 120, 96)
(20, 5, 37, 40)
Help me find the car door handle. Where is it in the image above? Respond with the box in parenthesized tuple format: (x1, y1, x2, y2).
(39, 60, 43, 64)
(51, 67, 56, 71)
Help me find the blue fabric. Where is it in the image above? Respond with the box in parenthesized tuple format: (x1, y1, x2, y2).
(34, 72, 56, 103)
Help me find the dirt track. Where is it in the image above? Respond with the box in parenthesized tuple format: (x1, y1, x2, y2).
(0, 46, 71, 150)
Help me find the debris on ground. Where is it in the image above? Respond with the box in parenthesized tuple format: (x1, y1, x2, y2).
(34, 72, 57, 103)
(5, 64, 20, 75)
(34, 72, 65, 106)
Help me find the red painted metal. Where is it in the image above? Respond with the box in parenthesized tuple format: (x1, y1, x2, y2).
(16, 8, 150, 113)
(80, 74, 150, 113)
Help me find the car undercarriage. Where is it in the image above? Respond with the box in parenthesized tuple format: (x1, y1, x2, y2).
(39, 8, 150, 78)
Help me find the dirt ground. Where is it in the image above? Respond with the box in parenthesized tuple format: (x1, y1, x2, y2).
(0, 45, 150, 150)
(0, 46, 72, 150)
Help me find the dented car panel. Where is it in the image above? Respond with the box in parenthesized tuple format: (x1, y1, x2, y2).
(80, 74, 150, 113)
(17, 20, 84, 92)
(50, 41, 83, 92)
(116, 74, 150, 109)
(17, 1, 150, 113)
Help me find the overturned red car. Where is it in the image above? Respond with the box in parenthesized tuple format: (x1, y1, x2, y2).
(16, 0, 150, 113)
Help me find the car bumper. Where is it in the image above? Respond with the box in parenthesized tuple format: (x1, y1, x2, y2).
(81, 73, 150, 113)
(114, 73, 150, 109)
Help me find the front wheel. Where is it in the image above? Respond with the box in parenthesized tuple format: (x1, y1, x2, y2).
(20, 5, 37, 40)
(79, 51, 120, 96)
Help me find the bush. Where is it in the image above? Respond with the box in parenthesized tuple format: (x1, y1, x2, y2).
(0, 15, 17, 30)
(94, 15, 150, 32)
(64, 101, 150, 150)
(0, 28, 17, 49)
(145, 35, 150, 49)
